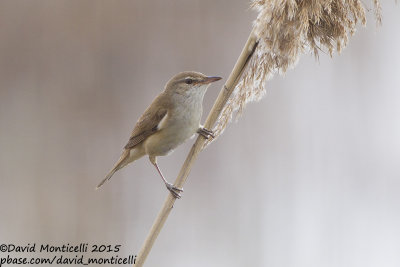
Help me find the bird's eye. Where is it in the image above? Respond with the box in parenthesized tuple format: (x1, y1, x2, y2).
(185, 78, 193, 84)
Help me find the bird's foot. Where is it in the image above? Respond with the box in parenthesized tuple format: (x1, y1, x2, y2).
(166, 183, 184, 199)
(197, 127, 215, 139)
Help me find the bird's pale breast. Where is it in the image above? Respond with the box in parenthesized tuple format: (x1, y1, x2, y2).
(144, 91, 204, 156)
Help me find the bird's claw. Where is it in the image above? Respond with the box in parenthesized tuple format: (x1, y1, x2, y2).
(166, 183, 183, 199)
(197, 127, 215, 139)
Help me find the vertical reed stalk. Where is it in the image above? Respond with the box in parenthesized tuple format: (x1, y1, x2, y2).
(134, 28, 258, 267)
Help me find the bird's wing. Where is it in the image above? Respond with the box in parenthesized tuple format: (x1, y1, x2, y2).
(124, 100, 168, 150)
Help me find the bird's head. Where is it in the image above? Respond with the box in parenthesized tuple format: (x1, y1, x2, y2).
(165, 71, 222, 97)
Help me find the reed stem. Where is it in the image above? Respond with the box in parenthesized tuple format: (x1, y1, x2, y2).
(134, 28, 258, 267)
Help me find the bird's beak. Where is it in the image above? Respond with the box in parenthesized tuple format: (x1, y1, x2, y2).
(200, 76, 222, 84)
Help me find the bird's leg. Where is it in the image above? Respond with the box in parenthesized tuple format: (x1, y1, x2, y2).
(149, 156, 183, 199)
(197, 126, 215, 139)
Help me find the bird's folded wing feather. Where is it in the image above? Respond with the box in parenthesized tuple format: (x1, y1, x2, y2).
(124, 98, 168, 150)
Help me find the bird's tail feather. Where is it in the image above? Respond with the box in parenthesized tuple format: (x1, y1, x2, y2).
(96, 150, 130, 190)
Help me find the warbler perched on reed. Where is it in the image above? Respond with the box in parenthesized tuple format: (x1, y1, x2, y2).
(96, 71, 221, 198)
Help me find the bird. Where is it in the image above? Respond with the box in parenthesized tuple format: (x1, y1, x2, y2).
(96, 71, 222, 198)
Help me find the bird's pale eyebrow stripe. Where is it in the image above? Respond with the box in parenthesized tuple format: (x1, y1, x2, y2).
(177, 77, 199, 84)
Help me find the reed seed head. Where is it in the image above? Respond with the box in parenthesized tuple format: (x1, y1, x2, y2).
(208, 0, 382, 146)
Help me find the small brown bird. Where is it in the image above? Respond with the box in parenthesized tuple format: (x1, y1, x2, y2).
(96, 71, 221, 198)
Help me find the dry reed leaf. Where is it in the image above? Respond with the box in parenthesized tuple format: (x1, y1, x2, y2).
(207, 0, 382, 145)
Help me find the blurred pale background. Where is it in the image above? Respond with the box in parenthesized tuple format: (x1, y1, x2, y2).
(0, 1, 399, 267)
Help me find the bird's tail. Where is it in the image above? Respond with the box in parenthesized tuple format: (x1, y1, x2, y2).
(95, 150, 130, 190)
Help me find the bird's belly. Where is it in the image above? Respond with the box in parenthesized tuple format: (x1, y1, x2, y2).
(144, 117, 198, 156)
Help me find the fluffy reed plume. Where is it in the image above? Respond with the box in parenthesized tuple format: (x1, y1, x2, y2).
(208, 0, 382, 145)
